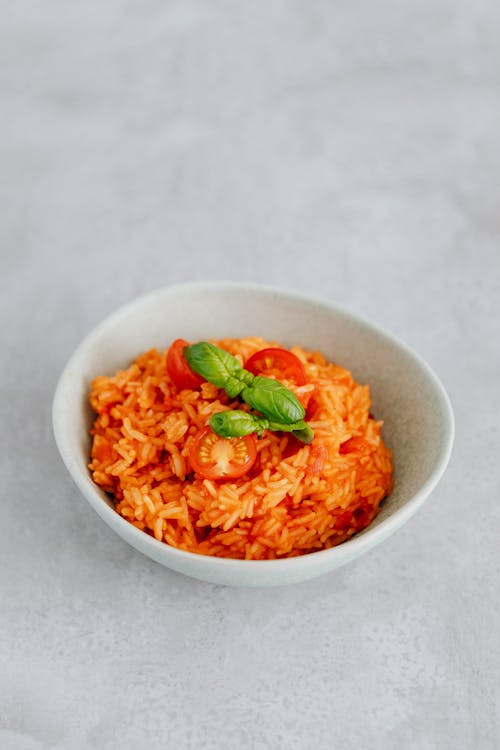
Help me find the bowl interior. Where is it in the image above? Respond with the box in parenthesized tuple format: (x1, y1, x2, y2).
(53, 283, 453, 582)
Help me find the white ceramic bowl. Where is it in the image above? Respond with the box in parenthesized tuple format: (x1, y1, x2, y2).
(53, 283, 454, 586)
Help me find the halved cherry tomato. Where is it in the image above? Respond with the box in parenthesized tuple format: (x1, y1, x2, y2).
(166, 339, 204, 390)
(245, 347, 307, 385)
(188, 426, 257, 480)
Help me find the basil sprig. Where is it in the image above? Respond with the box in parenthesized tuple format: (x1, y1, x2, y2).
(184, 342, 314, 443)
(210, 410, 314, 444)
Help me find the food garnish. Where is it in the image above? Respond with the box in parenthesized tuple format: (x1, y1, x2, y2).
(188, 426, 257, 480)
(184, 342, 314, 443)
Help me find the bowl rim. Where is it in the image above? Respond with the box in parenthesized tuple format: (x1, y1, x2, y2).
(52, 281, 455, 572)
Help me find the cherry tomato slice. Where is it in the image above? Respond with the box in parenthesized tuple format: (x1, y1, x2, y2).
(166, 339, 204, 390)
(245, 347, 307, 385)
(188, 426, 257, 480)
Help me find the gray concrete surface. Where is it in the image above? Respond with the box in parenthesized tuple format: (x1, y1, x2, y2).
(1, 1, 499, 748)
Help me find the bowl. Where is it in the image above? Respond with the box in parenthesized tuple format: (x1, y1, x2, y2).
(52, 282, 454, 586)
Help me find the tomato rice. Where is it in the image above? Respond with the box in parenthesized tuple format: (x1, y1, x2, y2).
(89, 337, 393, 559)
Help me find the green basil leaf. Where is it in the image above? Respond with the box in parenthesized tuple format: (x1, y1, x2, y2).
(211, 410, 314, 443)
(210, 411, 268, 438)
(268, 420, 314, 443)
(267, 419, 306, 433)
(242, 376, 305, 424)
(184, 342, 252, 389)
(224, 378, 247, 399)
(291, 424, 315, 444)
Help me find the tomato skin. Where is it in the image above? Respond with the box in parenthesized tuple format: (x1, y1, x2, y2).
(352, 505, 373, 530)
(306, 443, 328, 475)
(166, 339, 204, 390)
(339, 436, 372, 455)
(297, 388, 316, 412)
(304, 394, 318, 419)
(245, 348, 307, 385)
(282, 435, 302, 459)
(335, 510, 353, 530)
(188, 426, 257, 480)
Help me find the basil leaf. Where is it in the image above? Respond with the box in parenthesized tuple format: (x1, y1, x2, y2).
(291, 424, 314, 444)
(267, 419, 306, 433)
(268, 419, 314, 444)
(242, 376, 305, 424)
(184, 342, 253, 390)
(224, 378, 247, 399)
(210, 411, 268, 438)
(211, 411, 314, 443)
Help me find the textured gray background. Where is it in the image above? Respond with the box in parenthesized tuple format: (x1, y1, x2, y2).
(1, 2, 499, 749)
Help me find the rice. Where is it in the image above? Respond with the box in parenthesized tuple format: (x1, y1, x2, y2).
(89, 337, 393, 559)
